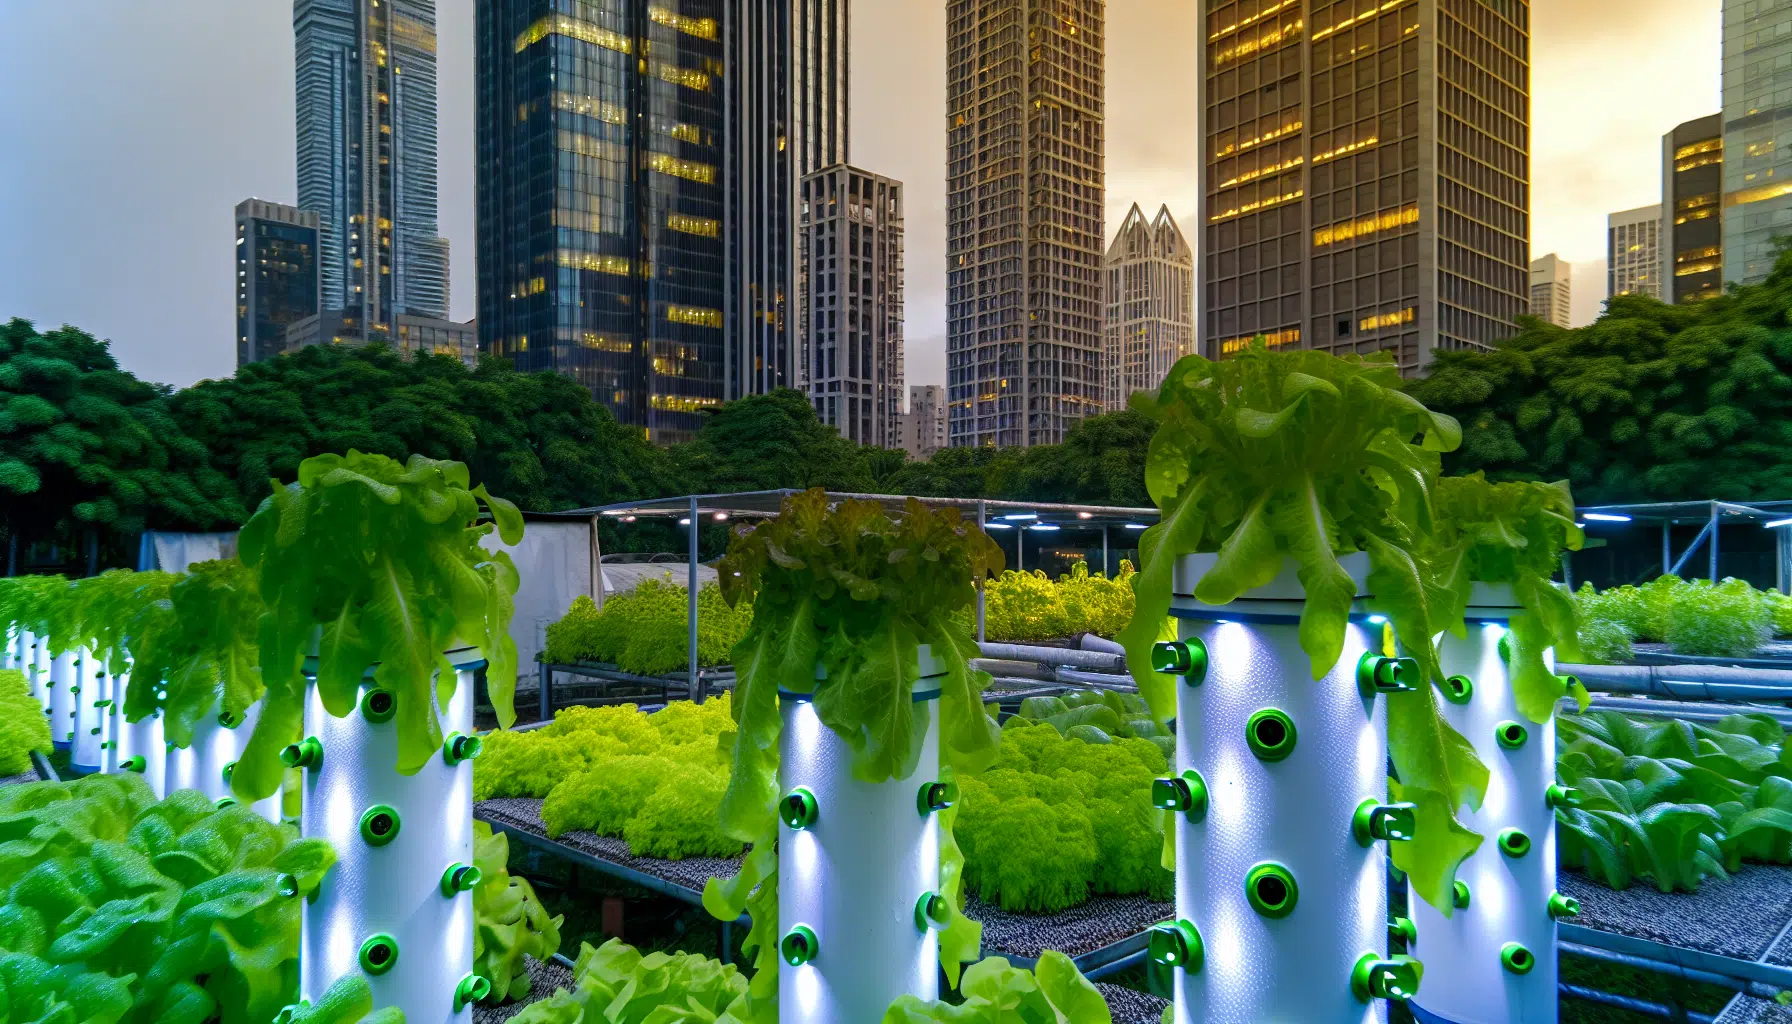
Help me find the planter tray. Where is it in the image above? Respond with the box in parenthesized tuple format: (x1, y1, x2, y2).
(476, 798, 741, 906)
(1564, 864, 1792, 982)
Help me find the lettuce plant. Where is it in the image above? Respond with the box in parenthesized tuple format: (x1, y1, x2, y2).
(280, 975, 405, 1024)
(122, 559, 264, 750)
(880, 950, 1110, 1024)
(1014, 690, 1174, 761)
(509, 938, 755, 1024)
(0, 773, 335, 1023)
(543, 579, 755, 675)
(1664, 578, 1774, 657)
(704, 490, 1005, 996)
(0, 668, 50, 775)
(983, 561, 1135, 642)
(233, 451, 523, 798)
(474, 696, 734, 801)
(473, 820, 563, 1004)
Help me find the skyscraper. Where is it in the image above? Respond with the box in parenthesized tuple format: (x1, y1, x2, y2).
(1607, 205, 1662, 301)
(945, 0, 1106, 448)
(1527, 253, 1570, 328)
(294, 0, 451, 334)
(235, 199, 320, 367)
(1723, 0, 1792, 286)
(1198, 0, 1530, 372)
(898, 384, 948, 459)
(799, 165, 905, 446)
(1663, 114, 1723, 303)
(1103, 204, 1193, 411)
(476, 1, 838, 443)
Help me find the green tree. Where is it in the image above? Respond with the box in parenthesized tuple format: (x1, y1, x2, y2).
(673, 388, 870, 493)
(1010, 408, 1155, 508)
(0, 319, 240, 556)
(1408, 254, 1792, 503)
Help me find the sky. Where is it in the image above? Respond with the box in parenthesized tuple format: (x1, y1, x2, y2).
(0, 0, 1724, 392)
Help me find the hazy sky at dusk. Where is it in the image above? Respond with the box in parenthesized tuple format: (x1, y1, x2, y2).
(0, 0, 1722, 392)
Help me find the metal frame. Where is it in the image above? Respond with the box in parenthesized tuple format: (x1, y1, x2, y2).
(1574, 498, 1792, 589)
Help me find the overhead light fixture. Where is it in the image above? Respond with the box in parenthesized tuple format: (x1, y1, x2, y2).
(713, 512, 729, 521)
(1366, 615, 1388, 625)
(986, 523, 1013, 530)
(1030, 524, 1060, 532)
(622, 515, 637, 523)
(679, 518, 691, 526)
(1002, 513, 1038, 521)
(1582, 513, 1632, 523)
(1767, 518, 1792, 529)
(1123, 523, 1148, 530)
(601, 510, 627, 517)
(1077, 511, 1094, 519)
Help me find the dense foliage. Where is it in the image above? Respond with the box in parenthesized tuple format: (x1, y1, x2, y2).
(237, 451, 522, 799)
(0, 668, 50, 775)
(511, 938, 753, 1024)
(541, 579, 754, 674)
(1557, 711, 1792, 892)
(0, 773, 335, 1023)
(881, 950, 1110, 1024)
(1011, 690, 1173, 761)
(982, 561, 1135, 643)
(1406, 250, 1792, 502)
(473, 820, 563, 1003)
(1574, 575, 1784, 661)
(956, 719, 1171, 912)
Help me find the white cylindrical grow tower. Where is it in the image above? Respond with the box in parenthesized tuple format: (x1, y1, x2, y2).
(778, 646, 944, 1024)
(296, 650, 481, 1022)
(1163, 553, 1411, 1024)
(226, 699, 283, 822)
(100, 670, 121, 775)
(33, 638, 51, 718)
(48, 649, 78, 749)
(117, 704, 167, 798)
(167, 700, 228, 800)
(72, 649, 104, 774)
(1406, 587, 1560, 1024)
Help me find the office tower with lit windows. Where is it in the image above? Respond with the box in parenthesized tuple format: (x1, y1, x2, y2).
(295, 0, 450, 335)
(1663, 114, 1723, 302)
(945, 0, 1105, 448)
(800, 165, 904, 446)
(476, 1, 833, 442)
(1199, 0, 1530, 372)
(1607, 205, 1662, 300)
(1723, 0, 1792, 286)
(235, 199, 321, 367)
(1103, 203, 1193, 410)
(1526, 253, 1569, 328)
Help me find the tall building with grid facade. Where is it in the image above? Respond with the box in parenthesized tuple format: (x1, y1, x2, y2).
(295, 0, 450, 330)
(945, 0, 1106, 448)
(1103, 204, 1193, 410)
(235, 199, 321, 367)
(1607, 205, 1662, 301)
(1723, 0, 1792, 286)
(1526, 252, 1569, 328)
(799, 165, 905, 446)
(475, 1, 841, 443)
(1662, 114, 1723, 303)
(1199, 0, 1530, 372)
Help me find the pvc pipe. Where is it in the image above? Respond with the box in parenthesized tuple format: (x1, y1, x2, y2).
(974, 641, 1124, 673)
(1079, 634, 1125, 656)
(1408, 588, 1557, 1024)
(48, 649, 76, 748)
(1053, 666, 1140, 691)
(117, 705, 166, 798)
(1169, 553, 1392, 1024)
(1560, 662, 1792, 699)
(71, 649, 104, 773)
(779, 647, 942, 1023)
(1573, 694, 1792, 728)
(299, 656, 478, 1023)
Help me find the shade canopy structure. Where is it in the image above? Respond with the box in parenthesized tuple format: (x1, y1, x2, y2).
(1569, 499, 1792, 592)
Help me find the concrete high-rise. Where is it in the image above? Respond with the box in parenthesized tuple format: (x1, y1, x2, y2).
(295, 0, 450, 333)
(800, 165, 904, 446)
(1527, 253, 1570, 329)
(1723, 0, 1792, 286)
(1663, 114, 1723, 303)
(235, 199, 321, 367)
(476, 1, 842, 443)
(1103, 204, 1193, 411)
(1607, 206, 1662, 301)
(1198, 0, 1530, 373)
(945, 0, 1105, 448)
(898, 385, 948, 459)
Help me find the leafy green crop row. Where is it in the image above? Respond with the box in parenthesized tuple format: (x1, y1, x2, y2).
(0, 668, 50, 776)
(0, 773, 335, 1024)
(1557, 710, 1792, 892)
(474, 820, 563, 1003)
(1573, 575, 1792, 661)
(982, 561, 1135, 643)
(1012, 690, 1174, 762)
(543, 577, 755, 675)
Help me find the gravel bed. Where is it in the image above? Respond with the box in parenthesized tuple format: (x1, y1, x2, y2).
(967, 892, 1171, 960)
(476, 798, 744, 895)
(0, 772, 37, 788)
(1562, 865, 1792, 961)
(472, 957, 576, 1024)
(1717, 997, 1792, 1024)
(1097, 982, 1169, 1023)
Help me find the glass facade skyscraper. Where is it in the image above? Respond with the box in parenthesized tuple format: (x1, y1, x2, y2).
(1722, 0, 1792, 286)
(235, 199, 321, 367)
(1662, 113, 1723, 303)
(295, 0, 451, 331)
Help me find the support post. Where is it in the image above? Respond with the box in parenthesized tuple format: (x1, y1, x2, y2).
(538, 661, 551, 723)
(1709, 505, 1720, 582)
(976, 501, 987, 643)
(688, 496, 701, 704)
(6, 534, 15, 577)
(1103, 525, 1110, 577)
(1662, 524, 1672, 577)
(1016, 526, 1024, 573)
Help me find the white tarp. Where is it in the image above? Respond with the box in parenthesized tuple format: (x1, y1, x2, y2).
(138, 532, 239, 573)
(482, 518, 597, 671)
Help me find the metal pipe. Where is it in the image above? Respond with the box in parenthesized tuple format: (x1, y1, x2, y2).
(1663, 523, 1672, 577)
(1573, 694, 1792, 727)
(1559, 662, 1792, 700)
(1561, 942, 1783, 999)
(1711, 504, 1721, 582)
(1080, 634, 1124, 656)
(1053, 667, 1139, 691)
(538, 661, 551, 723)
(1669, 517, 1714, 577)
(1102, 525, 1110, 578)
(1558, 985, 1715, 1024)
(688, 496, 700, 703)
(975, 642, 1124, 672)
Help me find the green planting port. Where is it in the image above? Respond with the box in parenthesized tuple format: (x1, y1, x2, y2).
(1148, 920, 1204, 971)
(276, 873, 299, 898)
(1152, 639, 1208, 683)
(1500, 942, 1536, 975)
(442, 732, 483, 766)
(360, 687, 397, 724)
(1546, 783, 1581, 809)
(223, 761, 237, 786)
(915, 891, 951, 932)
(359, 934, 399, 975)
(1353, 798, 1418, 846)
(441, 862, 483, 897)
(780, 787, 819, 830)
(1357, 654, 1420, 697)
(1151, 770, 1209, 822)
(1548, 892, 1581, 920)
(1352, 953, 1421, 1002)
(454, 974, 492, 1013)
(1453, 881, 1472, 910)
(1495, 721, 1529, 750)
(1246, 708, 1298, 762)
(218, 709, 238, 728)
(917, 779, 959, 816)
(359, 805, 401, 847)
(780, 925, 818, 967)
(1498, 828, 1532, 858)
(120, 756, 147, 773)
(215, 797, 237, 810)
(280, 736, 323, 771)
(1246, 862, 1299, 918)
(1388, 916, 1417, 946)
(1442, 674, 1475, 705)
